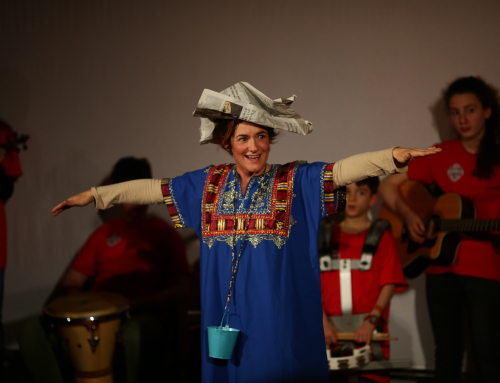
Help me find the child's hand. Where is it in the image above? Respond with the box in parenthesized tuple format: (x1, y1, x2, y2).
(323, 319, 338, 345)
(355, 321, 376, 345)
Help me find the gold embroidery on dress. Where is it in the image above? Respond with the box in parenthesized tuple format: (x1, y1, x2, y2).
(202, 163, 301, 249)
(272, 236, 287, 249)
(222, 180, 237, 210)
(219, 167, 276, 215)
(203, 237, 216, 249)
(320, 163, 328, 217)
(202, 229, 294, 250)
(248, 236, 262, 248)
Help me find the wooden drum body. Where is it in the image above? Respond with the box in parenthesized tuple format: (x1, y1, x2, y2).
(44, 292, 129, 383)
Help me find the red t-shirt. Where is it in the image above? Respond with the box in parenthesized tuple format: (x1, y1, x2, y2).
(407, 139, 500, 281)
(0, 126, 23, 269)
(321, 225, 407, 383)
(321, 226, 408, 317)
(71, 216, 190, 301)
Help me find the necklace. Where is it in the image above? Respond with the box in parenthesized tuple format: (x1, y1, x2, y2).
(223, 165, 270, 314)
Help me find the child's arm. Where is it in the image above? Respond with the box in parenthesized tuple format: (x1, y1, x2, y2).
(323, 308, 338, 345)
(321, 293, 338, 344)
(355, 283, 396, 345)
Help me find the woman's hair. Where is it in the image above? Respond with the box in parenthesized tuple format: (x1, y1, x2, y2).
(444, 76, 500, 179)
(211, 119, 279, 155)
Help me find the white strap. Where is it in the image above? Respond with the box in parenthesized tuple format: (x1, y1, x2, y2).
(340, 259, 353, 315)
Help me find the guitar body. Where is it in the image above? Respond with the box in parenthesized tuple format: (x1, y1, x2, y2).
(378, 181, 475, 278)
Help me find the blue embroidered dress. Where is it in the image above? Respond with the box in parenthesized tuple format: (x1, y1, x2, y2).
(162, 161, 346, 383)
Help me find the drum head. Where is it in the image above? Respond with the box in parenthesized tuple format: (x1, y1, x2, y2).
(44, 292, 129, 319)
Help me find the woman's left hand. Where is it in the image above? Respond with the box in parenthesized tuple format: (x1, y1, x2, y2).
(392, 147, 442, 167)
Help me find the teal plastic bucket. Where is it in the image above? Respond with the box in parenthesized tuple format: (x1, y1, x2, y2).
(207, 325, 240, 359)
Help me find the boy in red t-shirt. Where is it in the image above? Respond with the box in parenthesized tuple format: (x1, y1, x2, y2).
(320, 177, 407, 383)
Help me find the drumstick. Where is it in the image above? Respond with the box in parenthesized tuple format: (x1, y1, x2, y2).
(336, 332, 398, 341)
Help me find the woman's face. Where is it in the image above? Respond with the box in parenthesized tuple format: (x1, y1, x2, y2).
(449, 93, 491, 141)
(230, 121, 270, 177)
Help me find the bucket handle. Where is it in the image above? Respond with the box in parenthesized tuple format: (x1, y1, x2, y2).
(219, 311, 230, 329)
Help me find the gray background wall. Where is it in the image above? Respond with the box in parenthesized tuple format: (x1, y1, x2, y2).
(2, 0, 500, 369)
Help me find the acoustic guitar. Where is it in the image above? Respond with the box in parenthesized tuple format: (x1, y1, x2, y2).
(378, 181, 500, 278)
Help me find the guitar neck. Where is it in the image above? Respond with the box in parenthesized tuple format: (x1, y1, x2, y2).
(439, 219, 500, 233)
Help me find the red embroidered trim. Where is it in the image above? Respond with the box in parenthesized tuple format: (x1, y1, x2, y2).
(161, 178, 183, 228)
(202, 163, 296, 238)
(324, 163, 346, 215)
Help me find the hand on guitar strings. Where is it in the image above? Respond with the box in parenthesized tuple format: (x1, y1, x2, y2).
(403, 210, 426, 244)
(52, 190, 94, 217)
(392, 147, 442, 168)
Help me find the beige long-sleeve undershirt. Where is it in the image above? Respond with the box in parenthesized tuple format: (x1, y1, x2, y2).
(91, 147, 406, 211)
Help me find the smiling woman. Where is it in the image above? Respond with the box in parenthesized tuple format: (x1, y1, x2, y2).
(52, 82, 441, 383)
(221, 122, 272, 193)
(212, 119, 280, 153)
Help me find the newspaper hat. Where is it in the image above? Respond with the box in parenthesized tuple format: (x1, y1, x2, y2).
(193, 82, 313, 144)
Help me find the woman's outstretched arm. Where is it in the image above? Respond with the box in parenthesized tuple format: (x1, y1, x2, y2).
(52, 179, 163, 216)
(331, 146, 441, 188)
(52, 146, 441, 217)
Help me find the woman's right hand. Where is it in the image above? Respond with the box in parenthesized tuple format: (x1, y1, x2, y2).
(403, 209, 426, 243)
(323, 318, 338, 345)
(52, 190, 94, 216)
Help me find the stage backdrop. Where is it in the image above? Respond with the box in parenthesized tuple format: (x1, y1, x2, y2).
(2, 0, 500, 370)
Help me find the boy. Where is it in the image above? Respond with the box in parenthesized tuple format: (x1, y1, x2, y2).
(320, 177, 407, 383)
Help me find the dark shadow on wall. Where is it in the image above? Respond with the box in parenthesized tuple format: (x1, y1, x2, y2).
(96, 174, 122, 223)
(429, 95, 457, 143)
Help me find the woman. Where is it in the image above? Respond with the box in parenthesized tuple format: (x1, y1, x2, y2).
(379, 76, 500, 383)
(52, 82, 440, 383)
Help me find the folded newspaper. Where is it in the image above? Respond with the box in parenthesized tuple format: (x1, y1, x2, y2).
(193, 82, 313, 144)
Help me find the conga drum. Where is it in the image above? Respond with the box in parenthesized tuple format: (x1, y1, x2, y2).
(44, 292, 129, 383)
